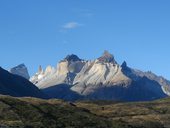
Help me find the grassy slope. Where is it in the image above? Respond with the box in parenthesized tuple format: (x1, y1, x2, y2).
(77, 99, 170, 128)
(0, 95, 170, 128)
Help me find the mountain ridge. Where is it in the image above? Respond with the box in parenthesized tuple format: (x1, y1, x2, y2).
(0, 67, 46, 98)
(9, 63, 30, 79)
(30, 51, 170, 101)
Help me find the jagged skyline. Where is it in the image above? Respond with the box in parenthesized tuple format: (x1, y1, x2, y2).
(0, 0, 170, 79)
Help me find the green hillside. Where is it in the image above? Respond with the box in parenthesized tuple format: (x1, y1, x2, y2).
(0, 95, 170, 128)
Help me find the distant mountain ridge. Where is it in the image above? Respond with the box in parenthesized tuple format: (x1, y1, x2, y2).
(0, 67, 46, 98)
(9, 64, 30, 79)
(30, 51, 170, 101)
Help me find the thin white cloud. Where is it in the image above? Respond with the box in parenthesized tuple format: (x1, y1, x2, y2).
(62, 22, 83, 29)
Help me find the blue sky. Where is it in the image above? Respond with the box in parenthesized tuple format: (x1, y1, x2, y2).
(0, 0, 170, 79)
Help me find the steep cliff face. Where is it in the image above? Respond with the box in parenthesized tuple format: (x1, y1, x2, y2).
(121, 62, 170, 96)
(30, 51, 169, 101)
(71, 60, 131, 95)
(30, 54, 85, 89)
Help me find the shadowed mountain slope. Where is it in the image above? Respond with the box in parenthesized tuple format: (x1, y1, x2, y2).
(0, 67, 46, 98)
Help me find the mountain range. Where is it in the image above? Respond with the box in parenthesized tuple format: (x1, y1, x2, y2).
(0, 51, 169, 101)
(25, 51, 169, 101)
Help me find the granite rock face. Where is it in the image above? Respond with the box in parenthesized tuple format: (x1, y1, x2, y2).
(9, 64, 30, 79)
(71, 60, 130, 95)
(30, 51, 170, 101)
(30, 55, 85, 89)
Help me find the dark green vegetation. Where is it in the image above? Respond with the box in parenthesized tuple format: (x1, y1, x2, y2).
(0, 95, 170, 128)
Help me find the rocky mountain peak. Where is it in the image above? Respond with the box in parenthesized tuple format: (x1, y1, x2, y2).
(9, 63, 30, 79)
(121, 61, 127, 68)
(16, 63, 26, 68)
(64, 54, 82, 62)
(29, 52, 170, 101)
(98, 50, 117, 63)
(38, 65, 43, 74)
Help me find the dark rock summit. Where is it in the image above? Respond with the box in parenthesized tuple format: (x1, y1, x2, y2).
(98, 50, 117, 64)
(121, 61, 127, 69)
(64, 54, 82, 62)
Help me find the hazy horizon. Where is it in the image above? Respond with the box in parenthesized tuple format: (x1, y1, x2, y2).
(0, 0, 170, 79)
